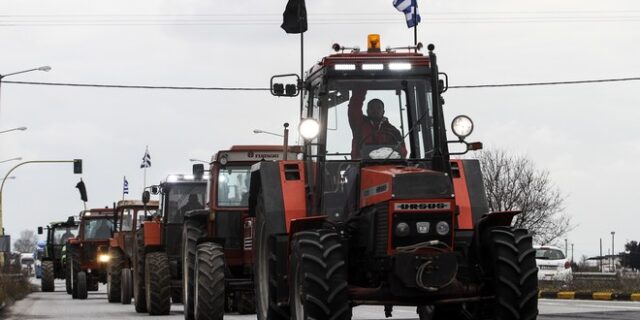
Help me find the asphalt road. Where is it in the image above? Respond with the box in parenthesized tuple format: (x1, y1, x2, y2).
(3, 279, 640, 319)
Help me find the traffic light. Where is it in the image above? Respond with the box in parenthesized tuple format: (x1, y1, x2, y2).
(73, 159, 82, 174)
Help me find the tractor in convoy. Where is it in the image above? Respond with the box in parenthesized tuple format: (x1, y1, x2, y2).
(249, 35, 539, 320)
(136, 173, 208, 315)
(66, 207, 116, 299)
(182, 145, 301, 320)
(106, 200, 159, 304)
(37, 218, 79, 292)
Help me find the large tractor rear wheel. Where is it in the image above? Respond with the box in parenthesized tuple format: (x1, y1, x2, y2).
(145, 252, 171, 315)
(194, 242, 225, 320)
(254, 191, 289, 320)
(182, 218, 206, 320)
(121, 268, 133, 304)
(485, 227, 538, 320)
(76, 271, 88, 300)
(290, 230, 351, 320)
(133, 231, 147, 313)
(41, 260, 55, 292)
(107, 248, 123, 302)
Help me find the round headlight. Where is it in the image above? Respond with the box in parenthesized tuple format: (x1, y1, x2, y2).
(299, 118, 320, 141)
(451, 115, 474, 139)
(436, 221, 450, 235)
(395, 222, 410, 237)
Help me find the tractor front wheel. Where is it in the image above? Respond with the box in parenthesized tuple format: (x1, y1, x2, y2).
(182, 218, 205, 320)
(145, 252, 171, 315)
(41, 260, 55, 292)
(484, 227, 538, 320)
(121, 268, 133, 304)
(254, 191, 289, 320)
(107, 248, 123, 302)
(76, 271, 88, 300)
(194, 242, 225, 320)
(290, 230, 351, 320)
(133, 231, 147, 313)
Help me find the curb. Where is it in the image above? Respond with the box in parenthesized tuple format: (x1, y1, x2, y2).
(539, 291, 640, 301)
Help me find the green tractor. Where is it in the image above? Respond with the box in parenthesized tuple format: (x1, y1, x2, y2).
(37, 217, 79, 292)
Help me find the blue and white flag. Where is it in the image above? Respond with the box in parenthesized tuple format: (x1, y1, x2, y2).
(393, 0, 421, 28)
(123, 177, 129, 195)
(140, 148, 151, 168)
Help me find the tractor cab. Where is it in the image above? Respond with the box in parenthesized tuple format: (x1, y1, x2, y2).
(151, 174, 208, 258)
(286, 35, 479, 222)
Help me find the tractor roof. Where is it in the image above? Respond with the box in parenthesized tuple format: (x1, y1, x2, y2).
(116, 199, 159, 208)
(214, 145, 302, 164)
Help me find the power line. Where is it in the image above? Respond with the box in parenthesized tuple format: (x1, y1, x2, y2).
(3, 77, 639, 91)
(449, 77, 640, 89)
(2, 80, 269, 91)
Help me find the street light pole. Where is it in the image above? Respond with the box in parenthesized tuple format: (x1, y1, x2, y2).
(0, 160, 77, 236)
(253, 129, 284, 138)
(0, 66, 52, 120)
(0, 127, 27, 135)
(0, 157, 22, 164)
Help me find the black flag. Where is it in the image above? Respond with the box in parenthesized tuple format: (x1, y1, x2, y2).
(76, 179, 88, 202)
(281, 0, 307, 34)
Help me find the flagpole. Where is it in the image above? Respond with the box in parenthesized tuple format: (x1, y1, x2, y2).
(143, 145, 148, 193)
(413, 0, 418, 51)
(122, 176, 125, 201)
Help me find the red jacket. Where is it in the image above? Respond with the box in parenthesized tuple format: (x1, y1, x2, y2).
(348, 91, 407, 159)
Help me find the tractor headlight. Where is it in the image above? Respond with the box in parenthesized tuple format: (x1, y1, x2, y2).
(395, 222, 410, 237)
(436, 221, 450, 236)
(451, 115, 474, 139)
(299, 118, 320, 141)
(98, 254, 111, 263)
(416, 222, 430, 234)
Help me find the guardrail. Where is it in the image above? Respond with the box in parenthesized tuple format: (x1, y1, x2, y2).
(573, 272, 618, 282)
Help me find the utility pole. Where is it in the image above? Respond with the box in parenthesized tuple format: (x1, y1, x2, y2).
(611, 231, 616, 271)
(565, 238, 568, 257)
(571, 243, 574, 263)
(600, 238, 603, 272)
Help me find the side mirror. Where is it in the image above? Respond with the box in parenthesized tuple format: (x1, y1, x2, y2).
(37, 227, 43, 235)
(150, 186, 159, 195)
(142, 190, 150, 204)
(193, 164, 205, 179)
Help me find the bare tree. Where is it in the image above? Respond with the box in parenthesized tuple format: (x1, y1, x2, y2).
(478, 149, 571, 245)
(13, 229, 38, 253)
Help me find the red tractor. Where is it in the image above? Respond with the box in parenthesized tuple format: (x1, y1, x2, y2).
(182, 145, 300, 320)
(136, 173, 208, 315)
(106, 200, 159, 304)
(249, 35, 538, 320)
(66, 207, 116, 300)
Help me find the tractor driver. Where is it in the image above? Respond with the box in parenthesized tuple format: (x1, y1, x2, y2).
(180, 194, 203, 215)
(348, 89, 407, 159)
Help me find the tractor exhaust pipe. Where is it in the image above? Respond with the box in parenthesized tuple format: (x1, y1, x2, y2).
(283, 122, 290, 160)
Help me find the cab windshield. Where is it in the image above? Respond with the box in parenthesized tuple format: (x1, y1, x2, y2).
(307, 79, 433, 160)
(217, 166, 252, 207)
(53, 226, 78, 244)
(164, 183, 206, 223)
(83, 218, 114, 240)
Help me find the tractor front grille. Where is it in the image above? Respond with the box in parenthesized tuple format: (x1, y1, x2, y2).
(373, 203, 389, 258)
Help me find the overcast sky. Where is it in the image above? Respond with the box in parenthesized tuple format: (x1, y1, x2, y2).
(0, 0, 638, 259)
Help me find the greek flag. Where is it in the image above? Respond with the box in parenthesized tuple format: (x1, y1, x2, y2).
(393, 0, 421, 28)
(140, 148, 151, 168)
(123, 177, 129, 195)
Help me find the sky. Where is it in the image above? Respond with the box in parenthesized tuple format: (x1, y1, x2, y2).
(0, 0, 638, 260)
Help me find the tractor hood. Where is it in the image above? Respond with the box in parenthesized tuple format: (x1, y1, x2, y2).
(360, 165, 453, 207)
